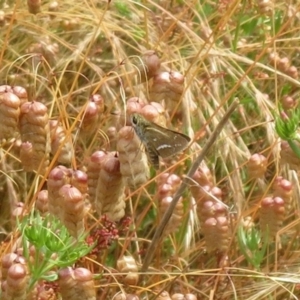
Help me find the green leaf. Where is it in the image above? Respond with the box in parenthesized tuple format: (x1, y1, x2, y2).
(237, 226, 268, 270)
(274, 109, 300, 140)
(18, 212, 95, 291)
(114, 1, 131, 17)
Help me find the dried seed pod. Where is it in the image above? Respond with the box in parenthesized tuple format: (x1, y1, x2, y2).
(123, 97, 147, 126)
(160, 196, 184, 236)
(117, 255, 139, 286)
(268, 51, 280, 66)
(140, 102, 166, 126)
(11, 202, 27, 228)
(49, 1, 59, 16)
(191, 184, 211, 207)
(241, 216, 255, 232)
(19, 141, 33, 171)
(254, 72, 269, 80)
(49, 167, 86, 221)
(35, 190, 49, 215)
(0, 10, 5, 27)
(202, 216, 229, 253)
(126, 97, 147, 113)
(1, 253, 20, 280)
(273, 176, 293, 211)
(200, 196, 226, 221)
(281, 95, 297, 110)
(0, 85, 12, 93)
(260, 196, 285, 237)
(58, 267, 96, 300)
(193, 165, 214, 187)
(87, 151, 125, 221)
(3, 263, 29, 300)
(12, 86, 28, 105)
(48, 165, 72, 218)
(190, 165, 213, 199)
(157, 291, 172, 300)
(195, 186, 229, 252)
(150, 71, 185, 105)
(27, 0, 41, 14)
(0, 85, 27, 105)
(194, 185, 223, 210)
(247, 153, 268, 179)
(286, 65, 298, 79)
(61, 18, 80, 31)
(157, 173, 181, 199)
(86, 151, 106, 210)
(117, 126, 149, 189)
(157, 173, 182, 186)
(59, 184, 85, 238)
(71, 170, 88, 195)
(107, 126, 118, 150)
(135, 50, 161, 83)
(278, 57, 290, 73)
(19, 101, 50, 173)
(280, 140, 300, 169)
(34, 282, 55, 299)
(50, 120, 73, 165)
(257, 0, 274, 15)
(79, 94, 104, 140)
(156, 173, 183, 235)
(0, 90, 21, 142)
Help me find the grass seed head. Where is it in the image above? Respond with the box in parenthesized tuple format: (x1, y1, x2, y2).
(87, 151, 125, 222)
(0, 91, 20, 142)
(260, 196, 285, 237)
(27, 0, 41, 14)
(247, 153, 268, 179)
(58, 267, 96, 300)
(59, 184, 85, 238)
(117, 255, 139, 286)
(117, 126, 150, 189)
(4, 263, 29, 299)
(19, 101, 50, 173)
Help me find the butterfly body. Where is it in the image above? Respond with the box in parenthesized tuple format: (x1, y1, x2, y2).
(130, 113, 190, 169)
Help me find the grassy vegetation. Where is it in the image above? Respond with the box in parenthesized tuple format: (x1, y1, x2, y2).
(1, 0, 300, 299)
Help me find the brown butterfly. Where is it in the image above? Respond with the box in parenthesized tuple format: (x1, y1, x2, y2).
(131, 113, 190, 169)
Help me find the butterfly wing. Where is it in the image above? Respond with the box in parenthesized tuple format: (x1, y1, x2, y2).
(147, 124, 191, 158)
(144, 141, 160, 169)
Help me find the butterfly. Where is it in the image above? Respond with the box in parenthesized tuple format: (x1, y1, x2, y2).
(131, 113, 190, 169)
